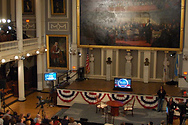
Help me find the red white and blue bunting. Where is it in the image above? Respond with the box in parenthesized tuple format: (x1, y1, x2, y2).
(57, 89, 79, 102)
(136, 95, 158, 109)
(57, 89, 188, 109)
(107, 93, 134, 105)
(80, 91, 106, 104)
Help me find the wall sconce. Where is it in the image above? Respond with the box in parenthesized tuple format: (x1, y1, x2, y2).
(36, 50, 40, 54)
(26, 53, 30, 57)
(14, 56, 19, 60)
(70, 49, 76, 55)
(78, 52, 82, 57)
(21, 56, 25, 60)
(183, 54, 188, 61)
(1, 59, 6, 63)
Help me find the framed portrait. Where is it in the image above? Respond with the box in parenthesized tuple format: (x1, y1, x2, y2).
(46, 35, 69, 70)
(77, 0, 185, 51)
(22, 0, 34, 15)
(51, 0, 66, 15)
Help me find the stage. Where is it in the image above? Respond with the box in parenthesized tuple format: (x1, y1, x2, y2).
(57, 79, 187, 109)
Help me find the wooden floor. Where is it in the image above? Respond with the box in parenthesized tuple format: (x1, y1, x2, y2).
(65, 79, 183, 97)
(4, 92, 63, 119)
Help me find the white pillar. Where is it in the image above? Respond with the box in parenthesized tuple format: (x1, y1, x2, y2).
(71, 0, 77, 70)
(16, 0, 25, 101)
(37, 55, 43, 90)
(182, 0, 188, 76)
(18, 60, 26, 101)
(90, 54, 95, 75)
(163, 52, 170, 83)
(11, 0, 16, 22)
(125, 52, 133, 77)
(2, 0, 7, 19)
(36, 0, 43, 90)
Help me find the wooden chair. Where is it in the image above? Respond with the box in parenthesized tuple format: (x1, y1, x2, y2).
(124, 98, 135, 116)
(96, 95, 108, 114)
(96, 101, 108, 114)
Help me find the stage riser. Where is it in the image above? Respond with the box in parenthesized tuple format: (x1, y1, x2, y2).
(57, 89, 188, 110)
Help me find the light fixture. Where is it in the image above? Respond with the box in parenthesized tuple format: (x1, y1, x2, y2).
(2, 19, 6, 23)
(26, 53, 30, 57)
(14, 56, 19, 60)
(21, 56, 25, 60)
(8, 26, 12, 30)
(70, 49, 76, 55)
(78, 52, 82, 57)
(1, 59, 6, 63)
(36, 50, 40, 54)
(7, 19, 11, 23)
(45, 48, 47, 52)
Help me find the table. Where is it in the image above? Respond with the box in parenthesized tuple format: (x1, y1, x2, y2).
(106, 100, 124, 116)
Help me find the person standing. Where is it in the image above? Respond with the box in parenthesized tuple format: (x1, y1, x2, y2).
(167, 97, 176, 125)
(156, 86, 166, 112)
(177, 99, 186, 125)
(144, 19, 152, 44)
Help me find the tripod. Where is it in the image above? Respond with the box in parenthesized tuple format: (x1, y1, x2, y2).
(1, 88, 14, 113)
(37, 104, 45, 119)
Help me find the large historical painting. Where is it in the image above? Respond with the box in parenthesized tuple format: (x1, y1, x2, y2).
(77, 0, 185, 51)
(46, 35, 69, 70)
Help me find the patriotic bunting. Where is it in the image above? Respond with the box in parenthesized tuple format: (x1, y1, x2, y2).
(80, 91, 106, 104)
(57, 89, 79, 102)
(136, 95, 158, 109)
(57, 89, 188, 109)
(107, 93, 134, 105)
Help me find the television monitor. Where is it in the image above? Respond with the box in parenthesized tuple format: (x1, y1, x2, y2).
(44, 72, 57, 81)
(113, 78, 132, 91)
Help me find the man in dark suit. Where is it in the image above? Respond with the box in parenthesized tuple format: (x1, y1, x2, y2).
(144, 19, 152, 44)
(177, 99, 186, 125)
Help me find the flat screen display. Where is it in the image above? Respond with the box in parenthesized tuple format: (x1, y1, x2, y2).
(114, 78, 132, 91)
(44, 72, 57, 81)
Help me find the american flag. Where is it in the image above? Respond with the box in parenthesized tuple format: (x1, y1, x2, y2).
(86, 51, 90, 74)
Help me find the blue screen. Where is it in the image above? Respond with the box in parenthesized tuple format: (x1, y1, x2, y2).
(44, 72, 57, 81)
(114, 78, 131, 89)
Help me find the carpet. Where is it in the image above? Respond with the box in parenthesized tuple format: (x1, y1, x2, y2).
(55, 103, 167, 125)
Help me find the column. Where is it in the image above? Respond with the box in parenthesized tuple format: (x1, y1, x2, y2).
(163, 52, 170, 83)
(18, 60, 26, 101)
(90, 54, 95, 75)
(106, 57, 112, 81)
(2, 0, 7, 19)
(37, 55, 43, 90)
(71, 0, 77, 70)
(125, 52, 133, 77)
(36, 0, 43, 90)
(17, 0, 25, 101)
(11, 0, 16, 23)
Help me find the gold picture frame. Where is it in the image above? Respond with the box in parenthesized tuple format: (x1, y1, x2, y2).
(46, 35, 69, 70)
(51, 0, 66, 15)
(77, 0, 185, 52)
(22, 0, 35, 15)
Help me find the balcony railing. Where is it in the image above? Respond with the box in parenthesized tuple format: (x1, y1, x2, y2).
(0, 38, 39, 58)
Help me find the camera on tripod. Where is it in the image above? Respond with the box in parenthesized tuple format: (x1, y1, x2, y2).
(36, 96, 46, 108)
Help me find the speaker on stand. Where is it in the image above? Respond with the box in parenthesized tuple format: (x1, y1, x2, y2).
(76, 67, 85, 81)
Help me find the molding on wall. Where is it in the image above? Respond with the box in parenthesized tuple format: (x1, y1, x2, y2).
(48, 22, 68, 31)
